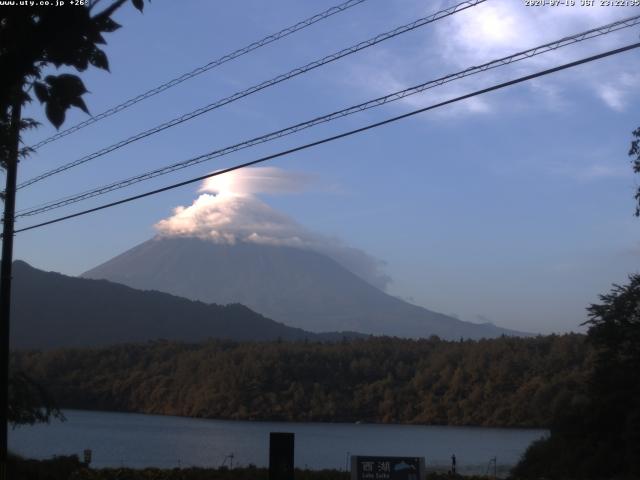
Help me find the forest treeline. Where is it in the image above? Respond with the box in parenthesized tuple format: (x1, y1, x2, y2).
(12, 334, 590, 428)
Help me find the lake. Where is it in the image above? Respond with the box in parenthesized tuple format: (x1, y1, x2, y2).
(9, 410, 546, 476)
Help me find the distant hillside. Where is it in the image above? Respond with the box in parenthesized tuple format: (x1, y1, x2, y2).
(10, 261, 349, 349)
(13, 335, 589, 427)
(83, 237, 528, 340)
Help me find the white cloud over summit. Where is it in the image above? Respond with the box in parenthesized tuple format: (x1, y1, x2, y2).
(155, 167, 391, 290)
(198, 166, 313, 196)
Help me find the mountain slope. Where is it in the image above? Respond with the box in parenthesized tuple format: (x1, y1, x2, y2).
(83, 237, 525, 339)
(10, 260, 337, 350)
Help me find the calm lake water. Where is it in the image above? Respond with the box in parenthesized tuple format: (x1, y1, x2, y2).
(9, 410, 546, 476)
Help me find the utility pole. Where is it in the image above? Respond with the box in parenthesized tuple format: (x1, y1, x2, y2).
(0, 97, 22, 480)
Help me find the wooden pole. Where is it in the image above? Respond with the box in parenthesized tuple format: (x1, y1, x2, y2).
(0, 98, 22, 480)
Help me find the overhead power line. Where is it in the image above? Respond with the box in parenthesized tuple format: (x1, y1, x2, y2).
(13, 41, 640, 236)
(27, 0, 370, 151)
(16, 14, 640, 219)
(17, 0, 485, 190)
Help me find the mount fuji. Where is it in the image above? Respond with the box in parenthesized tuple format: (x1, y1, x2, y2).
(83, 236, 525, 340)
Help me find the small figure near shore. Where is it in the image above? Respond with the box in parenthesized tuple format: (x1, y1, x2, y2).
(451, 454, 456, 474)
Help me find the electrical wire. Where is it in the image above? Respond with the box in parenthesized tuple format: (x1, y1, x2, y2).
(13, 41, 640, 235)
(17, 0, 485, 190)
(16, 13, 640, 218)
(27, 0, 371, 151)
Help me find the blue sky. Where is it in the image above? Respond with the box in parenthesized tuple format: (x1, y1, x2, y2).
(11, 0, 640, 334)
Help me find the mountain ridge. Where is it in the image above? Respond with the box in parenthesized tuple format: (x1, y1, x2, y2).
(83, 236, 528, 340)
(10, 260, 357, 350)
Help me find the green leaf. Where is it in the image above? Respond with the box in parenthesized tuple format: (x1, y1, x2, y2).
(73, 56, 90, 72)
(132, 0, 144, 12)
(33, 82, 49, 103)
(94, 32, 107, 45)
(45, 101, 65, 129)
(41, 74, 91, 126)
(86, 22, 107, 45)
(89, 48, 109, 71)
(69, 96, 90, 115)
(20, 118, 41, 131)
(95, 16, 121, 33)
(46, 74, 88, 98)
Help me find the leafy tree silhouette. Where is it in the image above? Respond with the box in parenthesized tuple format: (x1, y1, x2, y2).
(512, 124, 640, 480)
(8, 371, 64, 428)
(628, 128, 640, 216)
(0, 1, 148, 477)
(513, 276, 640, 479)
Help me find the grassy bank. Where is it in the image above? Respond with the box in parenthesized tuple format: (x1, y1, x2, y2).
(8, 455, 494, 480)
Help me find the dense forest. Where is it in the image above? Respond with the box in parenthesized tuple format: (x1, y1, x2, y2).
(13, 334, 589, 428)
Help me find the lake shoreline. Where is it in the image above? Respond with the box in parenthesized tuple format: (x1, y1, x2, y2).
(10, 409, 546, 476)
(52, 406, 551, 431)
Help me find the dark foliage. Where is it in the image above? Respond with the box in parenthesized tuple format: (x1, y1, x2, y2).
(7, 458, 351, 480)
(13, 334, 589, 428)
(0, 0, 146, 130)
(4, 454, 497, 480)
(512, 275, 640, 479)
(0, 0, 148, 186)
(628, 128, 640, 216)
(7, 453, 84, 480)
(8, 371, 64, 428)
(70, 466, 348, 480)
(1, 0, 148, 430)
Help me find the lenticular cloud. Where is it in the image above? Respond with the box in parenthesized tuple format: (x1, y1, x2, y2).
(155, 167, 391, 290)
(199, 166, 313, 196)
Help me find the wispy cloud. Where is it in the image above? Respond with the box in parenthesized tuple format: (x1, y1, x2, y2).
(578, 164, 631, 180)
(596, 73, 640, 111)
(546, 161, 632, 181)
(344, 1, 640, 116)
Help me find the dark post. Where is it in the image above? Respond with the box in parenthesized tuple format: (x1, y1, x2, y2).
(0, 98, 22, 480)
(269, 432, 294, 480)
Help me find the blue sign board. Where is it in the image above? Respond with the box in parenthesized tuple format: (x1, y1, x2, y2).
(351, 456, 425, 480)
